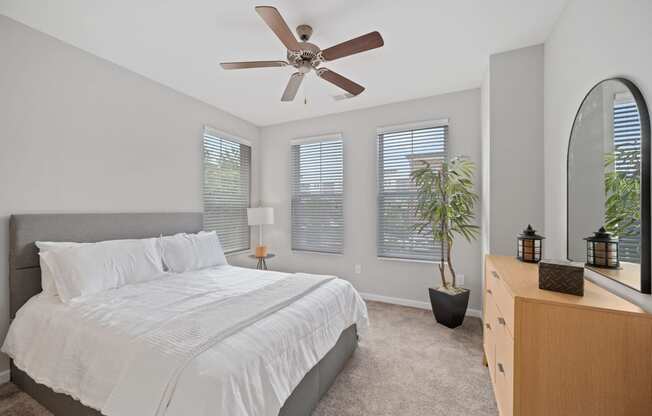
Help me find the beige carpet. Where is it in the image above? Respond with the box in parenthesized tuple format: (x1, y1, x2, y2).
(313, 301, 497, 416)
(0, 301, 497, 416)
(0, 382, 50, 416)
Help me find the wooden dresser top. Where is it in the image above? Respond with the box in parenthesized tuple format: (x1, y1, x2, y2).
(486, 255, 651, 317)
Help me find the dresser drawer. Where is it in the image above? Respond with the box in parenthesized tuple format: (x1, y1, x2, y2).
(491, 269, 515, 338)
(483, 290, 497, 382)
(495, 321, 514, 416)
(486, 261, 496, 295)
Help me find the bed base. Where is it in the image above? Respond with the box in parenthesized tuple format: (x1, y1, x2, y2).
(11, 324, 357, 416)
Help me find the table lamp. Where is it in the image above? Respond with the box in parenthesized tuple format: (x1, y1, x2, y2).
(247, 207, 274, 257)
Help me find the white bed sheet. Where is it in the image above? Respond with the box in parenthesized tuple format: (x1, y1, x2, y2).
(2, 265, 369, 416)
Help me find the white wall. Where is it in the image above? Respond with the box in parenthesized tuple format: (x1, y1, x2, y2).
(259, 90, 483, 311)
(544, 0, 652, 309)
(481, 71, 491, 255)
(488, 45, 545, 255)
(0, 16, 260, 372)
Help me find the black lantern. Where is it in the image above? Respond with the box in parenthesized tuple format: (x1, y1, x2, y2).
(584, 227, 619, 269)
(517, 225, 545, 263)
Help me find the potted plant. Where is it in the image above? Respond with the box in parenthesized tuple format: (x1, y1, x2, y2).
(411, 156, 479, 328)
(604, 146, 640, 240)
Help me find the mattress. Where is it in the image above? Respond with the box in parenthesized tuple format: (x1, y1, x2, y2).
(2, 265, 369, 416)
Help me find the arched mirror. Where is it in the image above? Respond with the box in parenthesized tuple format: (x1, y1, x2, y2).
(568, 78, 651, 294)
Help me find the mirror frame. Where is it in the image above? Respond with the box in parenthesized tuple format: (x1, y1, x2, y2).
(566, 77, 651, 294)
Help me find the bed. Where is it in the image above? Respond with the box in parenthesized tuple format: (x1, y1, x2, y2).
(4, 213, 368, 416)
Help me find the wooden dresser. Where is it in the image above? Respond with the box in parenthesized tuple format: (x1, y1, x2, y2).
(483, 255, 652, 416)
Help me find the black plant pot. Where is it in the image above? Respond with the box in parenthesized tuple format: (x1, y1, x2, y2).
(428, 287, 470, 329)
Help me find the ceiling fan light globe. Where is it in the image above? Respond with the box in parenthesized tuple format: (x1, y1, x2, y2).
(298, 62, 312, 74)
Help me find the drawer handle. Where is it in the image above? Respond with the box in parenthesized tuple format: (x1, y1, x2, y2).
(498, 363, 505, 373)
(497, 317, 506, 326)
(486, 289, 493, 294)
(485, 323, 491, 330)
(491, 270, 500, 279)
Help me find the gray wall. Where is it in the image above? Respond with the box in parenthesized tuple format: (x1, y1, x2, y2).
(544, 0, 652, 310)
(0, 16, 261, 372)
(259, 90, 483, 312)
(486, 45, 545, 255)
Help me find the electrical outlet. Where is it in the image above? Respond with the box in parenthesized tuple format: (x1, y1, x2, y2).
(354, 264, 362, 274)
(457, 274, 465, 286)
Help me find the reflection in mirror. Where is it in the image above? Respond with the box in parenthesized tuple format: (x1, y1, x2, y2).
(568, 78, 650, 293)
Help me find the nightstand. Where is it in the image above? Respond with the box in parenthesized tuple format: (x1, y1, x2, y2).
(249, 253, 275, 270)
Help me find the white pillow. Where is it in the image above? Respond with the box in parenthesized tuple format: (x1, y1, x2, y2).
(35, 241, 84, 296)
(160, 231, 227, 273)
(39, 238, 164, 303)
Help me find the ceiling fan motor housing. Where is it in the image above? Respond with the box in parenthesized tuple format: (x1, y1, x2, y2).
(287, 41, 321, 69)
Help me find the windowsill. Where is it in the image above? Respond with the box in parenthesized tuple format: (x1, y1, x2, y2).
(225, 249, 252, 257)
(291, 250, 344, 256)
(378, 256, 443, 265)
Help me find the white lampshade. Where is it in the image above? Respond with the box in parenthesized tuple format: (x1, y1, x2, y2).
(247, 207, 274, 226)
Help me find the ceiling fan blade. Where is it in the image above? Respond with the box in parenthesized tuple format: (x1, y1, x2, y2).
(317, 69, 365, 96)
(281, 73, 304, 102)
(255, 6, 301, 51)
(321, 31, 384, 61)
(220, 61, 288, 70)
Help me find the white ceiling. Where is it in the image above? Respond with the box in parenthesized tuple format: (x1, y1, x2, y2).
(0, 0, 568, 126)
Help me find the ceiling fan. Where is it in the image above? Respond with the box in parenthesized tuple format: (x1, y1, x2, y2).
(220, 6, 384, 102)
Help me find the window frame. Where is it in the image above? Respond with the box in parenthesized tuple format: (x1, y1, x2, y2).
(290, 133, 345, 255)
(376, 118, 449, 262)
(202, 125, 253, 255)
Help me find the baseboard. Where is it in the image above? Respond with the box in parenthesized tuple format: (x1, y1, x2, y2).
(0, 369, 10, 384)
(359, 292, 482, 318)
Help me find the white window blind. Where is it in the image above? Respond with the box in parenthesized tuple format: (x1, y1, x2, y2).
(203, 128, 251, 253)
(291, 137, 344, 254)
(377, 123, 448, 261)
(613, 98, 642, 263)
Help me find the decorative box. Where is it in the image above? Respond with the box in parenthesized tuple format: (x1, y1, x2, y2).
(538, 259, 585, 296)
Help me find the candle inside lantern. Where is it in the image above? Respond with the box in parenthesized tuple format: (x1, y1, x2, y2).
(524, 240, 533, 260)
(595, 242, 608, 266)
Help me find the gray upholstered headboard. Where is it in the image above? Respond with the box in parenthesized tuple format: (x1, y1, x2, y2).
(9, 212, 203, 318)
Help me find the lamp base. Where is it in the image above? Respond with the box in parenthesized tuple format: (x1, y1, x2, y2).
(255, 245, 268, 258)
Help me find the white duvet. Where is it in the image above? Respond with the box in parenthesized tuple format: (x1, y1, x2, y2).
(2, 265, 369, 416)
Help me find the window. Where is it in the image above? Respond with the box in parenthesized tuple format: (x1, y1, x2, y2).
(377, 121, 448, 261)
(203, 127, 251, 253)
(290, 136, 344, 254)
(612, 96, 642, 263)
